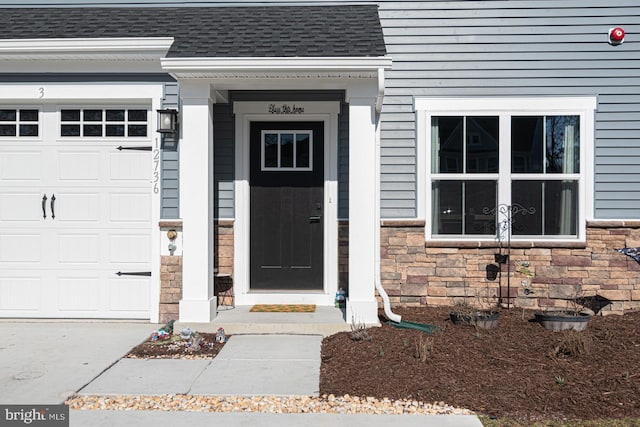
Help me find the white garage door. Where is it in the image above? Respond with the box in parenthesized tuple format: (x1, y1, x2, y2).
(0, 106, 153, 319)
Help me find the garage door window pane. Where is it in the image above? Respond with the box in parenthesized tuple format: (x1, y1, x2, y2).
(61, 110, 80, 121)
(83, 124, 102, 137)
(128, 125, 147, 137)
(0, 125, 16, 136)
(19, 124, 38, 137)
(106, 110, 125, 121)
(61, 124, 80, 137)
(84, 110, 102, 122)
(128, 110, 147, 122)
(19, 110, 38, 122)
(0, 109, 16, 121)
(106, 124, 125, 137)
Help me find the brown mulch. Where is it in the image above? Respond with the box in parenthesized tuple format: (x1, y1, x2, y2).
(320, 306, 640, 422)
(127, 332, 228, 359)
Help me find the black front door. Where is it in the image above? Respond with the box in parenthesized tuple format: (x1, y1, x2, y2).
(249, 121, 324, 290)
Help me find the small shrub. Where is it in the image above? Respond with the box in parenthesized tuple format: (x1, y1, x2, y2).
(415, 336, 434, 363)
(350, 317, 372, 341)
(556, 376, 566, 386)
(552, 330, 592, 358)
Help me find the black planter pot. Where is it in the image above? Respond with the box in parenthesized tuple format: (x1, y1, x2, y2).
(494, 253, 509, 264)
(486, 263, 500, 281)
(534, 312, 590, 332)
(450, 311, 501, 329)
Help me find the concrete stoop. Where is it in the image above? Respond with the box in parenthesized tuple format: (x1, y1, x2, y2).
(176, 305, 364, 337)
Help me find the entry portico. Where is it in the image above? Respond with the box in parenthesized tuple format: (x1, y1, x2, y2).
(165, 56, 391, 324)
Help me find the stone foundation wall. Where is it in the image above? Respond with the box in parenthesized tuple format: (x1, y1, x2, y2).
(158, 220, 234, 323)
(159, 254, 182, 324)
(380, 220, 640, 315)
(215, 220, 234, 276)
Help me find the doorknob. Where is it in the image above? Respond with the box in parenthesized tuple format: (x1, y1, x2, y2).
(309, 215, 322, 223)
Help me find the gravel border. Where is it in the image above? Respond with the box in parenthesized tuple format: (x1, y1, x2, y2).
(67, 394, 474, 416)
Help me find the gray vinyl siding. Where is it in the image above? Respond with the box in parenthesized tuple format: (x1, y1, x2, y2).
(338, 102, 349, 220)
(160, 82, 180, 219)
(213, 104, 235, 219)
(375, 0, 640, 220)
(13, 0, 640, 220)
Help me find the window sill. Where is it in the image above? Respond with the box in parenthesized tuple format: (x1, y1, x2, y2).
(425, 240, 587, 249)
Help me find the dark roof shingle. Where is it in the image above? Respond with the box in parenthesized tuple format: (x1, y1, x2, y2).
(0, 5, 386, 58)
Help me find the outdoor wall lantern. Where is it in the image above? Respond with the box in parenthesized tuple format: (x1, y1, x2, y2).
(157, 109, 179, 134)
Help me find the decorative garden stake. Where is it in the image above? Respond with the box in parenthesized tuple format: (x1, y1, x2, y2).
(483, 203, 536, 308)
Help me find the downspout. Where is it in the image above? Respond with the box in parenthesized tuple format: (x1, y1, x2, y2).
(374, 68, 402, 324)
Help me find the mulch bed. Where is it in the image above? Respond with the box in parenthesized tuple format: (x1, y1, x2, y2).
(320, 306, 640, 422)
(127, 332, 228, 359)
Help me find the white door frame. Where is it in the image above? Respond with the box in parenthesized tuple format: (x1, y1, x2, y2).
(233, 101, 340, 305)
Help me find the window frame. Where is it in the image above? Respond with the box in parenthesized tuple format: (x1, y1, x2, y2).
(415, 97, 597, 243)
(0, 107, 41, 140)
(260, 129, 313, 172)
(58, 106, 150, 139)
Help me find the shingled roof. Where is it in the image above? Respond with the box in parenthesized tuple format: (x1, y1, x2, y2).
(0, 5, 386, 58)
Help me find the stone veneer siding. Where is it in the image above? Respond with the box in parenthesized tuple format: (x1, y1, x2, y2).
(159, 254, 182, 324)
(159, 220, 234, 323)
(215, 220, 234, 275)
(380, 220, 640, 315)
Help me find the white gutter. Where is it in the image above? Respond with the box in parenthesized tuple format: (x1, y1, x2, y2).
(374, 69, 401, 323)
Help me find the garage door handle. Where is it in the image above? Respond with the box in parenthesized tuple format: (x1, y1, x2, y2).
(50, 194, 56, 219)
(41, 194, 48, 219)
(116, 271, 152, 277)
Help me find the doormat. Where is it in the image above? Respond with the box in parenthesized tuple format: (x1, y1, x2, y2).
(250, 304, 316, 313)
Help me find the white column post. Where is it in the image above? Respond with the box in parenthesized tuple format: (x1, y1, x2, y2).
(346, 89, 380, 324)
(178, 81, 216, 322)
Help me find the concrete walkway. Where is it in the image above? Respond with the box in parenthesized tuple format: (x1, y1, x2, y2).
(0, 322, 483, 426)
(71, 410, 483, 426)
(79, 335, 322, 397)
